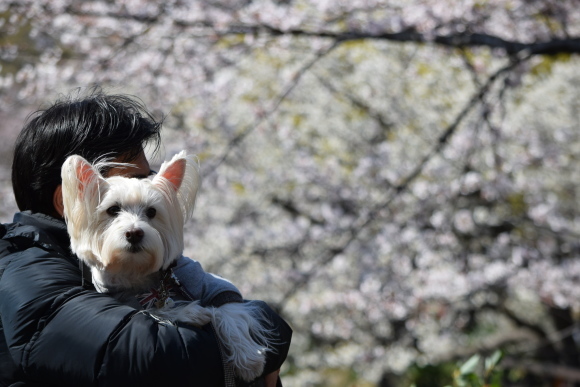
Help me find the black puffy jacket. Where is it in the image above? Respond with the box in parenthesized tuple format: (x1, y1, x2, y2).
(0, 212, 291, 387)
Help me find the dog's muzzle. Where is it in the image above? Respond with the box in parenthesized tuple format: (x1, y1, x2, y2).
(125, 228, 144, 249)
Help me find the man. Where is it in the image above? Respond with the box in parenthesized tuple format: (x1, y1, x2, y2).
(0, 89, 291, 386)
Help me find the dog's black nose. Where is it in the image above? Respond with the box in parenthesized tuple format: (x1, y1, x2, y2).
(125, 228, 144, 245)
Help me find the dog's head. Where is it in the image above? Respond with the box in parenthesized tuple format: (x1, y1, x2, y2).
(61, 150, 200, 292)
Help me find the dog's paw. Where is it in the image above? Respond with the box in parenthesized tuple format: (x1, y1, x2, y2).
(232, 347, 266, 382)
(211, 303, 270, 381)
(180, 301, 212, 326)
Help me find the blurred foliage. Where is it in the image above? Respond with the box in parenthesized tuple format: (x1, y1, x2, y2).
(448, 351, 504, 387)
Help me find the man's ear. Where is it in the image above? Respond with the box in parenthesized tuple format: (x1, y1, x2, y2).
(53, 185, 64, 217)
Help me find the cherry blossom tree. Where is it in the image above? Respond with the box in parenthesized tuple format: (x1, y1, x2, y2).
(1, 1, 580, 385)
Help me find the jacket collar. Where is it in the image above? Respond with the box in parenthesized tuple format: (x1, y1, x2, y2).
(11, 211, 94, 287)
(13, 211, 70, 250)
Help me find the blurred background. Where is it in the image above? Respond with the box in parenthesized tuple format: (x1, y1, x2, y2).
(1, 1, 580, 386)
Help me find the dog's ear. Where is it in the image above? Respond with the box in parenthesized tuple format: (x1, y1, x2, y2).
(153, 151, 200, 219)
(155, 155, 187, 191)
(61, 155, 107, 231)
(62, 155, 104, 199)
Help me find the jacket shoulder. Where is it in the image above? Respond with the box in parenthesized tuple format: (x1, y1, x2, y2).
(0, 222, 27, 259)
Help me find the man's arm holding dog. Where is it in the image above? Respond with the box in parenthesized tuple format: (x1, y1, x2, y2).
(0, 250, 290, 386)
(173, 256, 292, 386)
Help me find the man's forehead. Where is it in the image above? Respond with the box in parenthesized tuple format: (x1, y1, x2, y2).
(106, 151, 151, 179)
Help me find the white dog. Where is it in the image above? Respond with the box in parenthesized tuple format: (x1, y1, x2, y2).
(61, 150, 271, 382)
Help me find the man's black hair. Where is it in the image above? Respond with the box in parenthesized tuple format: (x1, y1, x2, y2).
(12, 88, 162, 218)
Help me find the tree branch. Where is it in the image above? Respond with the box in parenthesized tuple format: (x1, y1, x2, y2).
(501, 358, 580, 382)
(41, 4, 580, 56)
(228, 25, 580, 56)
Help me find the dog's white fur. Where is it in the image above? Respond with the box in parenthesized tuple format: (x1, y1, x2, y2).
(61, 151, 269, 381)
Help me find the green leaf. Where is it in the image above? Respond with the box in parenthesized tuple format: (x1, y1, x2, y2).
(460, 354, 481, 375)
(485, 350, 503, 373)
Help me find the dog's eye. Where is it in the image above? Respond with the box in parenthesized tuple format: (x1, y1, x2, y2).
(106, 206, 121, 216)
(145, 207, 156, 219)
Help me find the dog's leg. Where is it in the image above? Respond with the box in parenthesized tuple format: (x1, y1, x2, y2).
(211, 302, 272, 381)
(156, 301, 213, 327)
